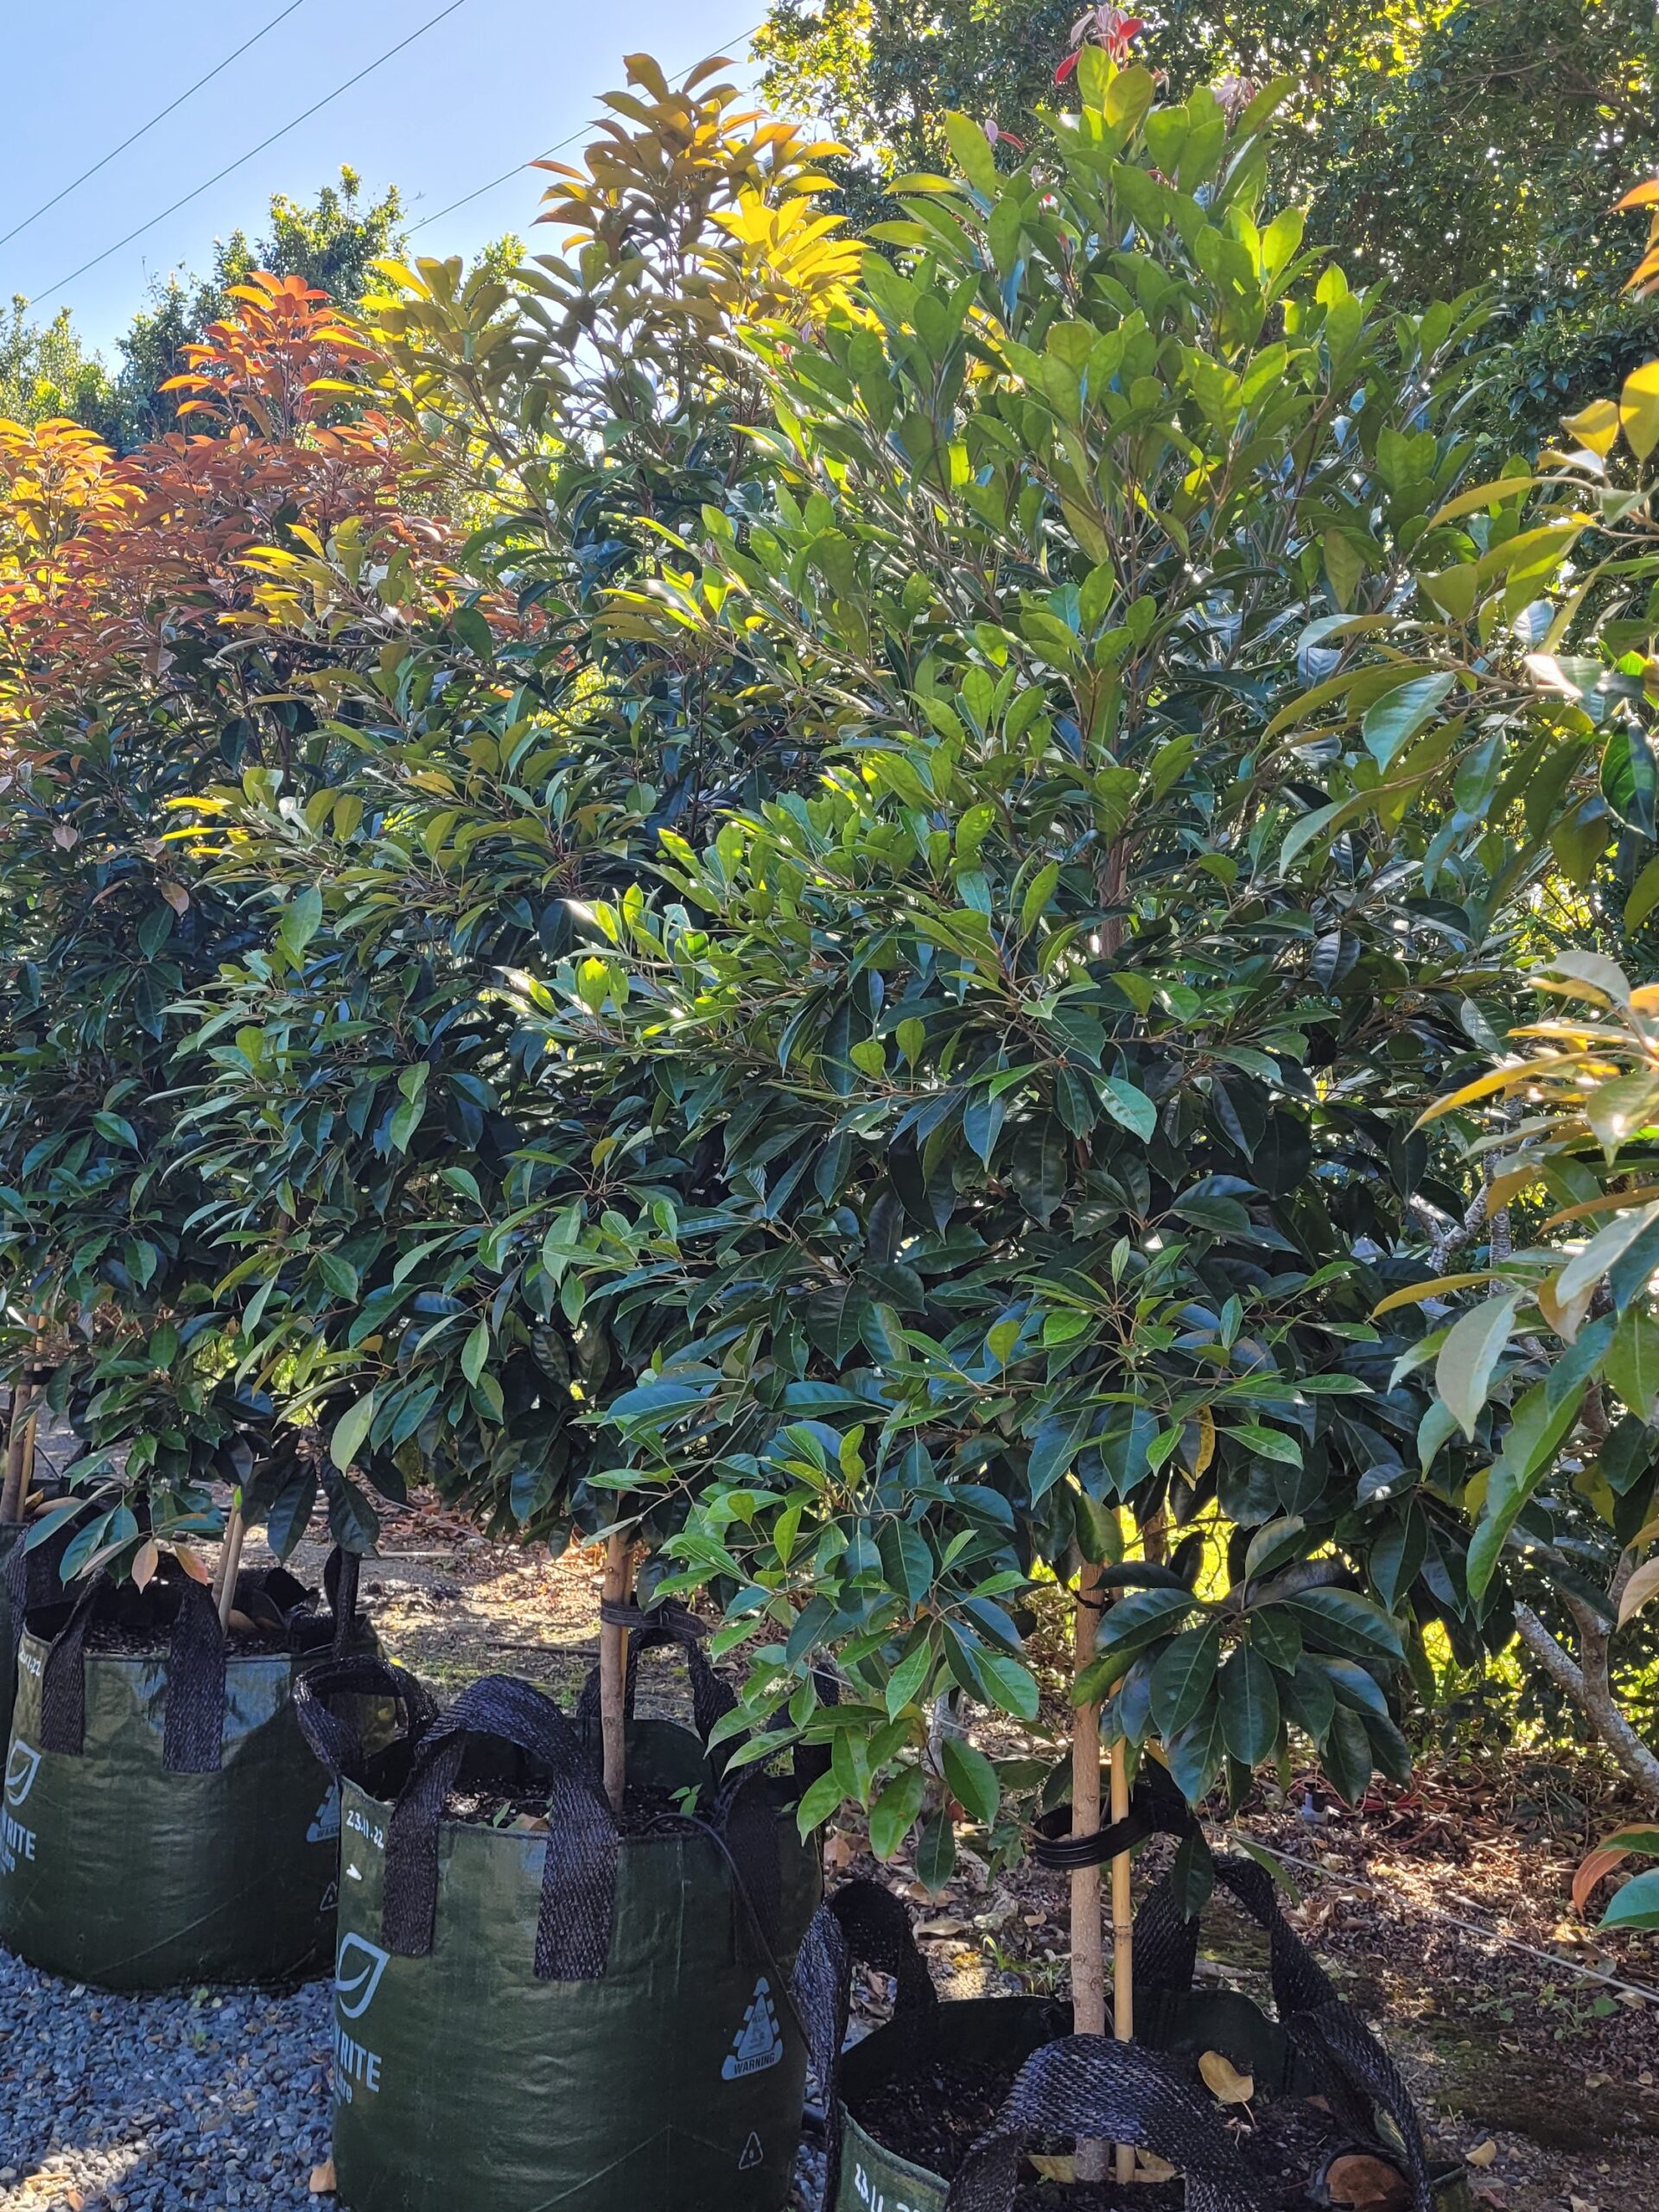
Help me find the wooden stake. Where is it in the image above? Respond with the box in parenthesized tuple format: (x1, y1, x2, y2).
(1110, 1728, 1135, 2185)
(1071, 1552, 1108, 2185)
(599, 1530, 633, 1815)
(213, 1499, 247, 1631)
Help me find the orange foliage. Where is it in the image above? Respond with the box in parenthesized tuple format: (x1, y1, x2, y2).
(0, 272, 442, 729)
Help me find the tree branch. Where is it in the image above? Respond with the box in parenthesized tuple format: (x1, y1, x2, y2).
(1513, 1602, 1659, 1805)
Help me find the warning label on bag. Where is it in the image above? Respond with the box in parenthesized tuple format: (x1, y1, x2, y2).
(721, 1977, 784, 2079)
(738, 2132, 765, 2171)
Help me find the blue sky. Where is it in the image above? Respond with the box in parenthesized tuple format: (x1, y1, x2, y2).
(3, 0, 758, 354)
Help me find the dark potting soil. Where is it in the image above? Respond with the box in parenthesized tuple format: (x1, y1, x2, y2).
(851, 2056, 1361, 2211)
(444, 1780, 696, 1836)
(86, 1620, 296, 1657)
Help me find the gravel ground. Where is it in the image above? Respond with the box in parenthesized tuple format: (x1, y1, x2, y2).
(0, 1955, 332, 2210)
(0, 1946, 822, 2212)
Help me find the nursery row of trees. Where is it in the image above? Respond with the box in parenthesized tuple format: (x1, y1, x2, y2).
(2, 33, 1658, 1964)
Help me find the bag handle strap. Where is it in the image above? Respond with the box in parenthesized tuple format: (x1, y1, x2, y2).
(382, 1675, 619, 1982)
(38, 1571, 109, 1755)
(162, 1577, 228, 1773)
(324, 1546, 361, 1656)
(790, 1881, 940, 2212)
(293, 1651, 437, 1785)
(36, 1571, 227, 1771)
(944, 2037, 1272, 2212)
(574, 1599, 736, 1747)
(1136, 1854, 1433, 2212)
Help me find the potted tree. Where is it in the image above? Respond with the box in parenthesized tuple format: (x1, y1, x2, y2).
(0, 283, 422, 1989)
(173, 55, 863, 2212)
(532, 37, 1572, 2207)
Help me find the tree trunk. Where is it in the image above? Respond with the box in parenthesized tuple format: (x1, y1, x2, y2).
(213, 1500, 247, 1631)
(1071, 1554, 1108, 2183)
(599, 1531, 633, 1815)
(1109, 1732, 1135, 2186)
(1, 1358, 40, 1523)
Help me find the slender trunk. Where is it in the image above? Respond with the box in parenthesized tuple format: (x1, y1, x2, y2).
(1109, 1732, 1135, 2186)
(600, 1531, 633, 1815)
(213, 1501, 247, 1631)
(2, 1365, 38, 1523)
(1071, 1554, 1108, 2184)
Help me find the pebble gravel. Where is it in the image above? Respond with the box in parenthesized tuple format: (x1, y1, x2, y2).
(0, 1950, 333, 2211)
(0, 1944, 823, 2210)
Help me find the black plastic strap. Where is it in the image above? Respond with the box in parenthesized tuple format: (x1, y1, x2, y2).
(292, 1651, 437, 1784)
(1031, 1761, 1199, 1872)
(382, 1674, 619, 1982)
(944, 2036, 1272, 2212)
(38, 1573, 108, 1755)
(325, 1546, 361, 1656)
(162, 1579, 228, 1774)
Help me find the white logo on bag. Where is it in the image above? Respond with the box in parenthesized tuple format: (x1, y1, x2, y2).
(738, 2132, 765, 2172)
(4, 1741, 40, 1807)
(333, 1933, 390, 2103)
(334, 1932, 391, 2021)
(853, 2164, 923, 2212)
(308, 1787, 341, 1844)
(1, 1740, 39, 1872)
(721, 1977, 784, 2080)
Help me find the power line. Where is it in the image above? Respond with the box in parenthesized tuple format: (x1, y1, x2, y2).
(0, 1, 308, 254)
(404, 22, 766, 239)
(28, 0, 471, 306)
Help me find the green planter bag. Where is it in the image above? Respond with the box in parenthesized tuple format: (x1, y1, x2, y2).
(1, 1558, 377, 1991)
(302, 1638, 821, 2212)
(793, 1873, 1471, 2212)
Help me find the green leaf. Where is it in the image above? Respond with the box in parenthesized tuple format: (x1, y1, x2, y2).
(461, 1319, 491, 1386)
(973, 1648, 1041, 1721)
(942, 1737, 1001, 1826)
(796, 1767, 845, 1837)
(317, 1253, 359, 1302)
(1605, 1306, 1659, 1423)
(1466, 1377, 1585, 1600)
(1361, 673, 1454, 768)
(1436, 1293, 1519, 1440)
(1218, 1647, 1281, 1766)
(1165, 1700, 1226, 1803)
(1027, 1409, 1090, 1500)
(915, 1808, 957, 1893)
(329, 1391, 378, 1474)
(1282, 1587, 1404, 1662)
(278, 885, 323, 963)
(1600, 1867, 1659, 1930)
(1094, 1584, 1197, 1656)
(884, 1637, 936, 1718)
(868, 1766, 928, 1859)
(1149, 1624, 1222, 1737)
(1096, 1077, 1157, 1141)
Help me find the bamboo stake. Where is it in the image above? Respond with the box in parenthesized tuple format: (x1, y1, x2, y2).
(599, 1529, 633, 1815)
(213, 1499, 247, 1631)
(1110, 1728, 1135, 2186)
(1071, 1552, 1108, 2185)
